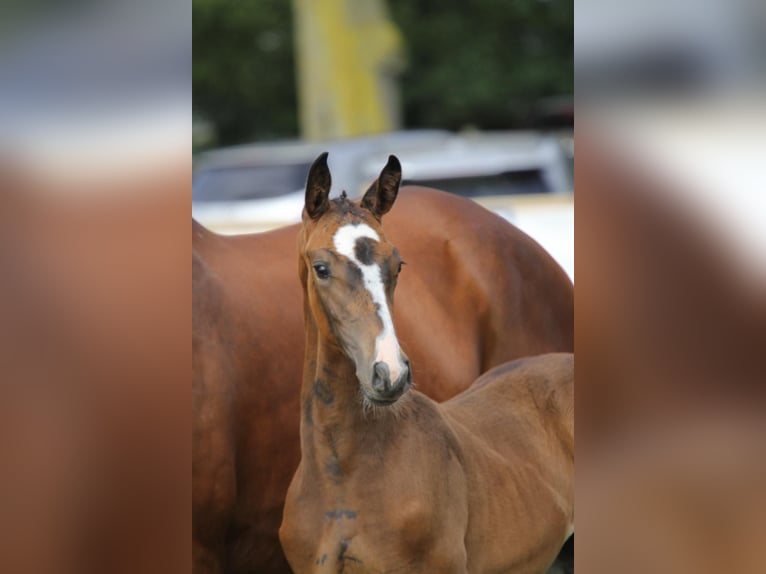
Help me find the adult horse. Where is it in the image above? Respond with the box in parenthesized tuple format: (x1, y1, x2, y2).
(193, 161, 573, 573)
(280, 153, 574, 573)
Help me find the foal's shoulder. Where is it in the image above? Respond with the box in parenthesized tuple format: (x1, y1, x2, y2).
(399, 390, 446, 422)
(449, 353, 573, 405)
(483, 352, 571, 383)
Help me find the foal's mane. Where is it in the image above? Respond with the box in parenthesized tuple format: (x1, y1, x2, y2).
(328, 191, 368, 219)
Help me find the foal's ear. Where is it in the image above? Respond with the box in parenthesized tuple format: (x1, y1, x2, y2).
(304, 152, 331, 220)
(362, 155, 401, 219)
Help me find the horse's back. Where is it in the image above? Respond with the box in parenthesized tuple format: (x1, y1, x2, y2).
(443, 354, 574, 573)
(445, 353, 573, 452)
(387, 187, 574, 398)
(417, 187, 572, 360)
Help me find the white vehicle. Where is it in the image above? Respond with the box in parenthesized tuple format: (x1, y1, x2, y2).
(356, 131, 575, 280)
(192, 130, 450, 233)
(359, 130, 572, 197)
(192, 130, 573, 280)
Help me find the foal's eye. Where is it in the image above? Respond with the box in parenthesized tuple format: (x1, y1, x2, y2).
(312, 262, 330, 280)
(397, 261, 406, 275)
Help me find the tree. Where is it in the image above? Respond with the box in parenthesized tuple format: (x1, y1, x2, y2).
(193, 0, 297, 148)
(388, 0, 573, 130)
(192, 0, 573, 149)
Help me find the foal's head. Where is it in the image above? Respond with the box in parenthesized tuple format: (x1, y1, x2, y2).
(298, 152, 411, 406)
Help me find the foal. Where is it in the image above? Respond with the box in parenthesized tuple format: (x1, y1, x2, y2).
(280, 153, 574, 574)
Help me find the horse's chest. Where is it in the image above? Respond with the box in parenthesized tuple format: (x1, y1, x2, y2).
(308, 535, 366, 573)
(284, 498, 448, 573)
(300, 530, 414, 574)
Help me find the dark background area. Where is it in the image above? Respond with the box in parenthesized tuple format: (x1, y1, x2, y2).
(192, 0, 573, 149)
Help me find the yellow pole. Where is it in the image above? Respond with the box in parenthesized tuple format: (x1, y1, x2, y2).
(292, 0, 404, 140)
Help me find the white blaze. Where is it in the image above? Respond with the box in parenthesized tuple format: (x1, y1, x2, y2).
(333, 223, 405, 382)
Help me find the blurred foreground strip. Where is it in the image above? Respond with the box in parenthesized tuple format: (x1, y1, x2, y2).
(576, 124, 766, 572)
(577, 0, 765, 565)
(0, 0, 190, 572)
(0, 157, 190, 574)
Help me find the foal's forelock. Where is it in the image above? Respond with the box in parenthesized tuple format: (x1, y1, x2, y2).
(332, 223, 405, 382)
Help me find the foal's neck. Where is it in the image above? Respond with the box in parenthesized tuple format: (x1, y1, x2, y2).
(300, 316, 392, 478)
(301, 330, 365, 430)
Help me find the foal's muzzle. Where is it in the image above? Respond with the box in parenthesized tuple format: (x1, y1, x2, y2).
(369, 359, 411, 404)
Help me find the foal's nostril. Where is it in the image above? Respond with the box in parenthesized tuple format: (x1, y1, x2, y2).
(372, 362, 391, 393)
(394, 367, 412, 391)
(371, 361, 412, 401)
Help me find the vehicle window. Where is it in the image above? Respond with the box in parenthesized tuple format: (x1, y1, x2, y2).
(192, 163, 312, 202)
(403, 169, 548, 198)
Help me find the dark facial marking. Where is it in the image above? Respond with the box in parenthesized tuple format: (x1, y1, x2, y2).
(323, 428, 338, 456)
(322, 428, 341, 482)
(343, 259, 363, 285)
(337, 538, 362, 572)
(354, 237, 376, 266)
(304, 395, 313, 426)
(380, 258, 393, 289)
(324, 509, 358, 522)
(325, 457, 341, 480)
(312, 379, 334, 404)
(338, 538, 349, 561)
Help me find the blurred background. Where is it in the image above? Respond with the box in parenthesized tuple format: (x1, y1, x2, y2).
(576, 0, 766, 572)
(2, 0, 764, 572)
(192, 0, 574, 278)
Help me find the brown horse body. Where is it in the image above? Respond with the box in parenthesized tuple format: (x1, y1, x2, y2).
(193, 184, 573, 572)
(280, 154, 574, 573)
(282, 356, 574, 574)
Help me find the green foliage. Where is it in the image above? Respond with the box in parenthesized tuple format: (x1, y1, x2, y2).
(192, 0, 572, 148)
(388, 0, 573, 130)
(193, 0, 297, 148)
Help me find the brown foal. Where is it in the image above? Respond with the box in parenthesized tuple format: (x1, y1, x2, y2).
(280, 153, 574, 573)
